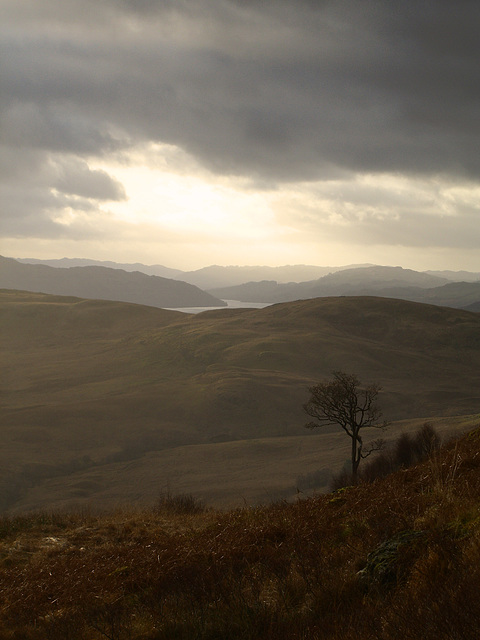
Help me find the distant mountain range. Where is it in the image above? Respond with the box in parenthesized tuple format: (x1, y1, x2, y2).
(208, 265, 480, 310)
(17, 258, 480, 288)
(16, 257, 374, 288)
(425, 269, 480, 282)
(16, 257, 185, 280)
(8, 258, 480, 311)
(175, 263, 374, 289)
(0, 256, 226, 309)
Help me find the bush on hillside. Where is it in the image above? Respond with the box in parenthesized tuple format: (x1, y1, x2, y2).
(154, 490, 207, 515)
(331, 422, 442, 490)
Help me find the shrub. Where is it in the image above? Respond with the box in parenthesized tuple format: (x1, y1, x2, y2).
(154, 491, 207, 515)
(414, 422, 441, 458)
(332, 424, 443, 488)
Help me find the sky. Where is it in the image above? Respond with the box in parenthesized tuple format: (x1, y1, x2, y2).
(1, 0, 480, 271)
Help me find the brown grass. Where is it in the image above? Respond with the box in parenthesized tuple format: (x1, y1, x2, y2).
(1, 426, 480, 638)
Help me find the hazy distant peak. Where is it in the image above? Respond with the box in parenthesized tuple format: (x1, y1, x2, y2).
(16, 257, 184, 279)
(0, 256, 225, 309)
(425, 269, 480, 283)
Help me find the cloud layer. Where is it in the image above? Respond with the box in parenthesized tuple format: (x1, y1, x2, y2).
(2, 0, 480, 267)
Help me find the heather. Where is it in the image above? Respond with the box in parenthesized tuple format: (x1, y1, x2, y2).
(1, 426, 479, 639)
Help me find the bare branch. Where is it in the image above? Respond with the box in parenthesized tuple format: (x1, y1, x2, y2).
(303, 371, 388, 480)
(361, 438, 387, 459)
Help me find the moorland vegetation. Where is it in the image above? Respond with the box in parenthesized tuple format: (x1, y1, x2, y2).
(1, 424, 480, 638)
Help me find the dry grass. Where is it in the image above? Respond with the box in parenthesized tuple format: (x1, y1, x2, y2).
(1, 427, 480, 639)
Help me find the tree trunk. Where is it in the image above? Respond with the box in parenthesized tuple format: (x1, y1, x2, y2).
(351, 435, 359, 482)
(351, 430, 362, 482)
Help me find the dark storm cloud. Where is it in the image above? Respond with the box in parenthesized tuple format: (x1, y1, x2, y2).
(53, 158, 126, 201)
(3, 0, 479, 179)
(1, 0, 480, 243)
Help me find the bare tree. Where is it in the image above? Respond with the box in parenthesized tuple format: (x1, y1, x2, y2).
(304, 371, 388, 482)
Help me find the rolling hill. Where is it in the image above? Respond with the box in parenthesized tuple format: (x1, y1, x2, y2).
(0, 256, 226, 309)
(2, 289, 480, 512)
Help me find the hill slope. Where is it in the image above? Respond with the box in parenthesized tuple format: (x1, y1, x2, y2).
(2, 427, 480, 639)
(2, 290, 480, 511)
(0, 256, 226, 308)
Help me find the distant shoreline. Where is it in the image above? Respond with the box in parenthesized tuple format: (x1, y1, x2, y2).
(166, 299, 273, 314)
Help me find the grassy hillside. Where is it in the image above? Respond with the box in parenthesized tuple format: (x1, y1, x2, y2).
(2, 290, 480, 512)
(7, 415, 478, 514)
(2, 426, 480, 639)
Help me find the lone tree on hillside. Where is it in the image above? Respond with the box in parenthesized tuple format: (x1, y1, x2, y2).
(303, 371, 388, 482)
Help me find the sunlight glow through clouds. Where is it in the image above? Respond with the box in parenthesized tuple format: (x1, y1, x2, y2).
(82, 150, 480, 271)
(100, 155, 278, 241)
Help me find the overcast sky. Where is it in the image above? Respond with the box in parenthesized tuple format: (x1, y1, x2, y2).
(1, 0, 480, 271)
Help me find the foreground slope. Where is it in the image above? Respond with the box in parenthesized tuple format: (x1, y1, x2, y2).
(2, 290, 480, 511)
(2, 427, 480, 639)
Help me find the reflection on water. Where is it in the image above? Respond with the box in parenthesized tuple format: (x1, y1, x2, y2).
(166, 300, 272, 314)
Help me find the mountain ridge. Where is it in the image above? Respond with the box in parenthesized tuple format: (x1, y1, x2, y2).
(0, 256, 226, 309)
(15, 257, 374, 287)
(208, 265, 480, 309)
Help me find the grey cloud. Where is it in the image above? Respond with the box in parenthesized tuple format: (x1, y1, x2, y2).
(0, 144, 125, 237)
(0, 183, 91, 239)
(2, 0, 480, 248)
(53, 158, 126, 200)
(353, 210, 480, 251)
(276, 172, 480, 252)
(2, 0, 480, 183)
(291, 205, 480, 252)
(0, 180, 111, 240)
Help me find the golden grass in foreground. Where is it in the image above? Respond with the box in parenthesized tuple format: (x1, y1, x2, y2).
(1, 427, 480, 639)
